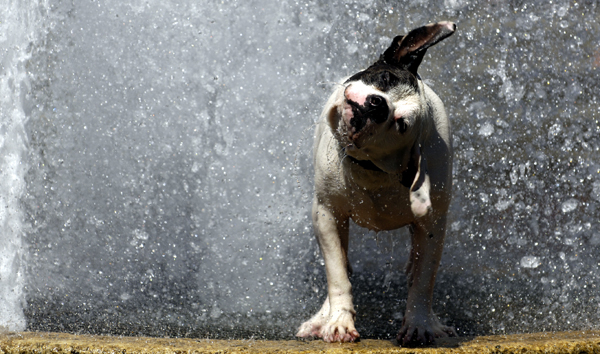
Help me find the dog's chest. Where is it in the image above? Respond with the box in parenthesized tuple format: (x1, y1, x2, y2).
(344, 175, 413, 231)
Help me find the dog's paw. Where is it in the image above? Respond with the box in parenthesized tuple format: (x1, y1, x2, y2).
(321, 309, 360, 343)
(296, 314, 359, 342)
(296, 319, 324, 339)
(397, 313, 456, 347)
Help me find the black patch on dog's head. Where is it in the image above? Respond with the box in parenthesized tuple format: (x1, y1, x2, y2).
(344, 63, 418, 92)
(346, 92, 389, 131)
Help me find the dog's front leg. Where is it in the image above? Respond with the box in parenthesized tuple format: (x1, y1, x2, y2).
(398, 215, 457, 347)
(297, 198, 359, 342)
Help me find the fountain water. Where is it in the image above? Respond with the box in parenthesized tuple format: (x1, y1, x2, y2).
(0, 0, 51, 331)
(1, 0, 599, 339)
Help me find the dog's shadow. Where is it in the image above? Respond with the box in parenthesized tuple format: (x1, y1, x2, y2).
(296, 335, 474, 350)
(390, 336, 475, 349)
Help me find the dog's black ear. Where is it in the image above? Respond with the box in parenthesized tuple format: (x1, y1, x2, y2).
(383, 21, 456, 75)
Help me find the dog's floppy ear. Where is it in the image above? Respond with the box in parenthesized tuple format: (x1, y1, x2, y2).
(322, 84, 346, 131)
(383, 21, 456, 75)
(409, 143, 432, 218)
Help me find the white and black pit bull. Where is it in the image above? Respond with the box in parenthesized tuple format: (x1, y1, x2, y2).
(296, 22, 457, 347)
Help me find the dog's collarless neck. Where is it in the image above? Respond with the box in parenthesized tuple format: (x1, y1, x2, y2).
(347, 155, 383, 172)
(346, 156, 415, 188)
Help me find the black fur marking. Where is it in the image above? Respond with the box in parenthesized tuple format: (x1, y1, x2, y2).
(400, 158, 418, 188)
(345, 63, 418, 92)
(346, 93, 389, 131)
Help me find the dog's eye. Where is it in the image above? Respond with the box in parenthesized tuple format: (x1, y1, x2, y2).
(368, 96, 383, 107)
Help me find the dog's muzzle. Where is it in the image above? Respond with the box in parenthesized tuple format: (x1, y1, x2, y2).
(343, 93, 389, 134)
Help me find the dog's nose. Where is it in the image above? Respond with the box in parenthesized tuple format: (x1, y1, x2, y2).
(343, 89, 389, 134)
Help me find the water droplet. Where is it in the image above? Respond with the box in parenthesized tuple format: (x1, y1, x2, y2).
(478, 121, 494, 137)
(560, 199, 579, 213)
(520, 256, 541, 268)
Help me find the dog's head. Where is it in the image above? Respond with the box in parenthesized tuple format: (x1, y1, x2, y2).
(328, 21, 455, 217)
(331, 21, 455, 156)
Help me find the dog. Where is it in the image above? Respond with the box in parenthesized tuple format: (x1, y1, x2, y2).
(296, 22, 457, 347)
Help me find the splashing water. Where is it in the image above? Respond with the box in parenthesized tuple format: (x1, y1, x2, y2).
(1, 0, 599, 339)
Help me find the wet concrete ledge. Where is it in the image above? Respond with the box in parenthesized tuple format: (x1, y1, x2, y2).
(1, 331, 600, 354)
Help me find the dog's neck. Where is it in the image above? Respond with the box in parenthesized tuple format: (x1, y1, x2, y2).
(346, 155, 383, 172)
(346, 155, 415, 188)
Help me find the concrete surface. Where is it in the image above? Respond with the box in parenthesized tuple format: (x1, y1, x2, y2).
(1, 331, 600, 353)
